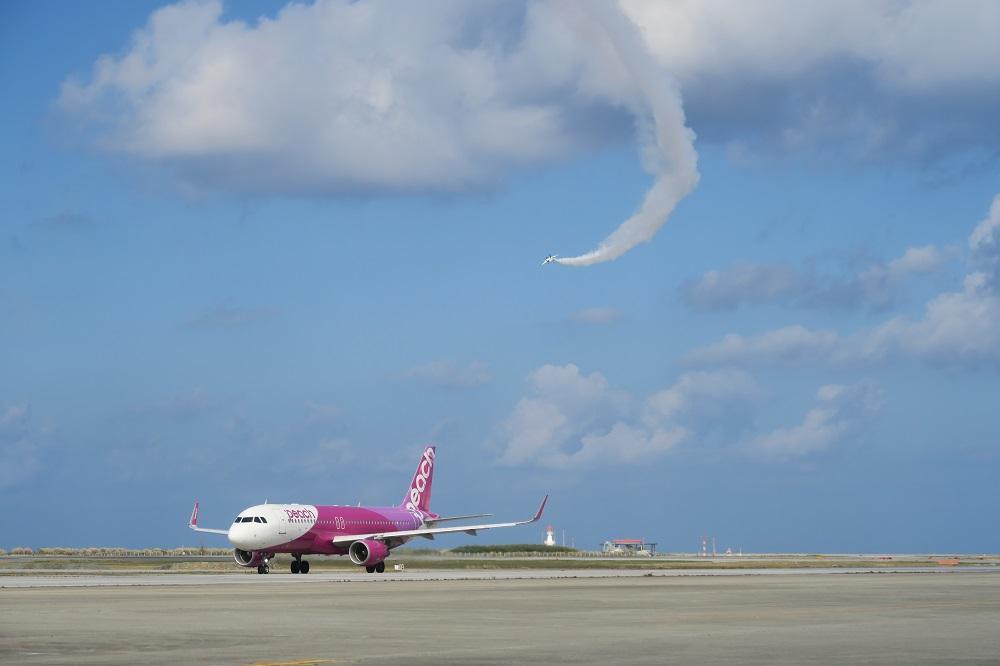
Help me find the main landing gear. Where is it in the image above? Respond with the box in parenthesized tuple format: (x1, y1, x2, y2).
(290, 554, 310, 574)
(365, 561, 386, 574)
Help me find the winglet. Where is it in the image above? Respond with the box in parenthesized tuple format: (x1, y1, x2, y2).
(189, 501, 200, 528)
(532, 495, 549, 522)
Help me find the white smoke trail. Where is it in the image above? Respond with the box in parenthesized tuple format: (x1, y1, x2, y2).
(554, 1, 699, 266)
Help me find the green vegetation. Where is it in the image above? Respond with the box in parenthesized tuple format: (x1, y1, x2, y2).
(449, 544, 578, 554)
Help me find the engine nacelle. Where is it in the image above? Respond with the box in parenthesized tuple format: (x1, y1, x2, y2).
(349, 539, 389, 567)
(233, 548, 267, 568)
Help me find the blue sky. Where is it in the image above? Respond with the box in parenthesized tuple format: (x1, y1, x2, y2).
(2, 0, 999, 553)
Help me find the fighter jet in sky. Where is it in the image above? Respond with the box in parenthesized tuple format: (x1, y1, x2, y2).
(542, 254, 558, 266)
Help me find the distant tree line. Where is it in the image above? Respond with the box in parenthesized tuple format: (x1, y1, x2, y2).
(450, 544, 578, 554)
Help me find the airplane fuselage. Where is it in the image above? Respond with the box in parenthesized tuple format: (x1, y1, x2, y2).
(229, 503, 426, 555)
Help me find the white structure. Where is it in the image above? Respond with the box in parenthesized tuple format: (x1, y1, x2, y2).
(544, 525, 556, 546)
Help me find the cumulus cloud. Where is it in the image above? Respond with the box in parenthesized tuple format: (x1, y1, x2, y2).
(688, 282, 1000, 369)
(970, 194, 1000, 288)
(680, 245, 950, 312)
(683, 326, 842, 367)
(497, 364, 759, 468)
(623, 0, 1000, 161)
(59, 0, 1000, 202)
(58, 0, 640, 198)
(568, 306, 624, 325)
(643, 369, 760, 424)
(686, 196, 1000, 369)
(680, 262, 805, 311)
(404, 360, 493, 388)
(864, 272, 1000, 366)
(748, 381, 882, 458)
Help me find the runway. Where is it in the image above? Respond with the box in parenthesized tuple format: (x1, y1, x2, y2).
(2, 569, 999, 664)
(0, 565, 994, 588)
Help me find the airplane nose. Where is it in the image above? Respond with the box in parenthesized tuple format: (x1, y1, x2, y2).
(228, 525, 250, 549)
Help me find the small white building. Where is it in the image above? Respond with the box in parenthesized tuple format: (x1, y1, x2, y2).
(601, 538, 656, 556)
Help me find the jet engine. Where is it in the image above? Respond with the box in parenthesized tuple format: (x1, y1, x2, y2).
(348, 539, 389, 567)
(233, 548, 267, 568)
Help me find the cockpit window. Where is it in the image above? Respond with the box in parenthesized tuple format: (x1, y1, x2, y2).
(253, 516, 262, 523)
(259, 517, 267, 523)
(241, 517, 254, 523)
(234, 517, 242, 523)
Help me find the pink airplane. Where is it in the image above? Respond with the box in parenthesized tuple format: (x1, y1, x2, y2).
(188, 446, 548, 574)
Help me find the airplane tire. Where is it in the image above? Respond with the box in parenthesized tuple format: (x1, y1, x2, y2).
(301, 561, 310, 574)
(366, 565, 375, 573)
(257, 565, 266, 574)
(375, 561, 385, 573)
(291, 560, 300, 574)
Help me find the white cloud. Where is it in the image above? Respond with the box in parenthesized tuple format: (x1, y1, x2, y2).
(688, 282, 1000, 369)
(568, 307, 624, 325)
(865, 273, 1000, 366)
(497, 365, 759, 468)
(58, 0, 641, 197)
(683, 326, 842, 366)
(623, 1, 1000, 91)
(748, 381, 882, 458)
(623, 0, 1000, 159)
(643, 369, 760, 424)
(884, 245, 947, 279)
(970, 194, 1000, 288)
(573, 422, 688, 466)
(679, 262, 803, 311)
(680, 245, 951, 312)
(59, 0, 1000, 201)
(686, 196, 1000, 369)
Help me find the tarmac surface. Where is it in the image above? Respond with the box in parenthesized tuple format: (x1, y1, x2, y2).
(2, 569, 999, 664)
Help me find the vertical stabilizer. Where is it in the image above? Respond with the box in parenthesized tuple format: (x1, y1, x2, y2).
(401, 445, 436, 515)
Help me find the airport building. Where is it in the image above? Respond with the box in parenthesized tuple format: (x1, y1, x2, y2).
(601, 538, 656, 556)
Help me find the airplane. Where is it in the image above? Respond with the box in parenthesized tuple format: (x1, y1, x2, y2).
(542, 254, 559, 266)
(188, 446, 548, 574)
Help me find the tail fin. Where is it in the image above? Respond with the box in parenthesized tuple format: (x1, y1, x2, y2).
(401, 445, 436, 514)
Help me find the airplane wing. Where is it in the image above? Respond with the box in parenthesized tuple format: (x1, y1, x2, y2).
(330, 495, 547, 544)
(188, 501, 230, 536)
(425, 513, 493, 525)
